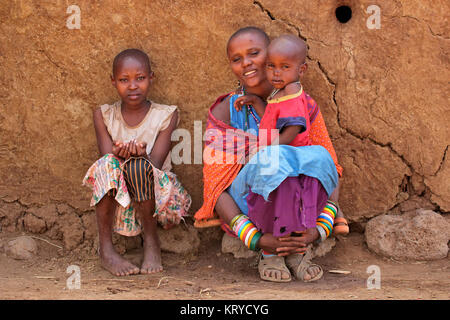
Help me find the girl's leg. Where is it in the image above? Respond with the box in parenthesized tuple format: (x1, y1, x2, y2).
(123, 158, 162, 274)
(96, 193, 140, 276)
(135, 200, 162, 274)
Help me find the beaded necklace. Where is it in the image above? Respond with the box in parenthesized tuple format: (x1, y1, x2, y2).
(268, 81, 302, 100)
(240, 86, 261, 131)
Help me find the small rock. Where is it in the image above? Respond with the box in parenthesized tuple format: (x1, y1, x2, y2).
(221, 233, 257, 259)
(365, 209, 450, 260)
(312, 237, 336, 258)
(5, 236, 38, 260)
(157, 223, 200, 254)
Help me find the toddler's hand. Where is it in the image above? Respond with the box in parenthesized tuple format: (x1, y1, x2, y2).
(234, 94, 258, 111)
(233, 94, 266, 114)
(233, 96, 248, 111)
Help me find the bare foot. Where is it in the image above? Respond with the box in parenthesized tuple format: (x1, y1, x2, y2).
(99, 247, 140, 277)
(140, 233, 163, 274)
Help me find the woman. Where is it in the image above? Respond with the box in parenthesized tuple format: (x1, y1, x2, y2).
(195, 27, 347, 282)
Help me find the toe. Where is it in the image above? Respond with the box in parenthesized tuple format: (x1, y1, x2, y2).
(274, 271, 281, 280)
(140, 268, 148, 274)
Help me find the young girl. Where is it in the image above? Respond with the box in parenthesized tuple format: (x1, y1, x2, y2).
(83, 49, 191, 277)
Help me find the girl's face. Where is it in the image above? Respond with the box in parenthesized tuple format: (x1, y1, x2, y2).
(111, 57, 153, 107)
(227, 32, 268, 89)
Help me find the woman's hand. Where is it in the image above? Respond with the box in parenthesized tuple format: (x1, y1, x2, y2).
(257, 233, 308, 256)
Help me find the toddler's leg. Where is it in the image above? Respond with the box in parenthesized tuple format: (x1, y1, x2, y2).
(96, 193, 140, 276)
(123, 158, 162, 274)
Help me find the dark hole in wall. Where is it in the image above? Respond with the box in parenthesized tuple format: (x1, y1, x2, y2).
(335, 5, 352, 23)
(400, 175, 411, 193)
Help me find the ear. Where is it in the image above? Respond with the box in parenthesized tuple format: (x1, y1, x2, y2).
(110, 74, 116, 87)
(149, 70, 155, 83)
(299, 62, 308, 78)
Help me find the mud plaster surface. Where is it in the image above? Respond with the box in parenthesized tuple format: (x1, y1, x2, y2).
(0, 1, 448, 257)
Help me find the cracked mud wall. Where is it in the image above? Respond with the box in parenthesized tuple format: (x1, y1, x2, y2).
(0, 0, 448, 249)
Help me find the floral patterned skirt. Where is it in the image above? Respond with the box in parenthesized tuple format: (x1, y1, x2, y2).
(83, 154, 192, 236)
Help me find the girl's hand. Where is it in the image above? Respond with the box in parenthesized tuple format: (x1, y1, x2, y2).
(112, 141, 131, 159)
(126, 140, 148, 157)
(126, 139, 137, 156)
(134, 141, 148, 157)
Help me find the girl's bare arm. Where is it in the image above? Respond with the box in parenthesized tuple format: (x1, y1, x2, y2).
(148, 109, 179, 169)
(93, 108, 114, 156)
(93, 107, 130, 159)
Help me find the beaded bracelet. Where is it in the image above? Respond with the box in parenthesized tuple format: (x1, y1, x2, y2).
(230, 214, 262, 251)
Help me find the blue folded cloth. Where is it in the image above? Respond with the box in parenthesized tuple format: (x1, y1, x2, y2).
(228, 144, 338, 214)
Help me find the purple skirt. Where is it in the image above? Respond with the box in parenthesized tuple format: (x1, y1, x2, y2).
(246, 175, 328, 237)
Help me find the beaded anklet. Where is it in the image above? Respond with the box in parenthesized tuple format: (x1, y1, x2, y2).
(230, 214, 262, 251)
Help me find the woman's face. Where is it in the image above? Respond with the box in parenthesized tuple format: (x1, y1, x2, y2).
(227, 32, 269, 89)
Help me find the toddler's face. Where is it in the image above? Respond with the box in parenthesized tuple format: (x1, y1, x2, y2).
(227, 32, 268, 89)
(112, 57, 152, 106)
(266, 46, 305, 90)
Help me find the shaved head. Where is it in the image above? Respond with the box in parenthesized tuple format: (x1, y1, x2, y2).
(268, 34, 308, 63)
(112, 48, 151, 77)
(227, 26, 270, 54)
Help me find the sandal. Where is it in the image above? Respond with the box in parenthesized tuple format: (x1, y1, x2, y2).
(258, 255, 292, 283)
(332, 217, 349, 236)
(194, 218, 222, 228)
(285, 245, 323, 282)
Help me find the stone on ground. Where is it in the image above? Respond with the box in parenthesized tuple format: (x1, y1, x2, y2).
(158, 223, 200, 255)
(5, 236, 38, 260)
(365, 209, 449, 261)
(221, 233, 258, 259)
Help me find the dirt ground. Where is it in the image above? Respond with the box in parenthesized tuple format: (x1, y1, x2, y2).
(0, 231, 449, 300)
